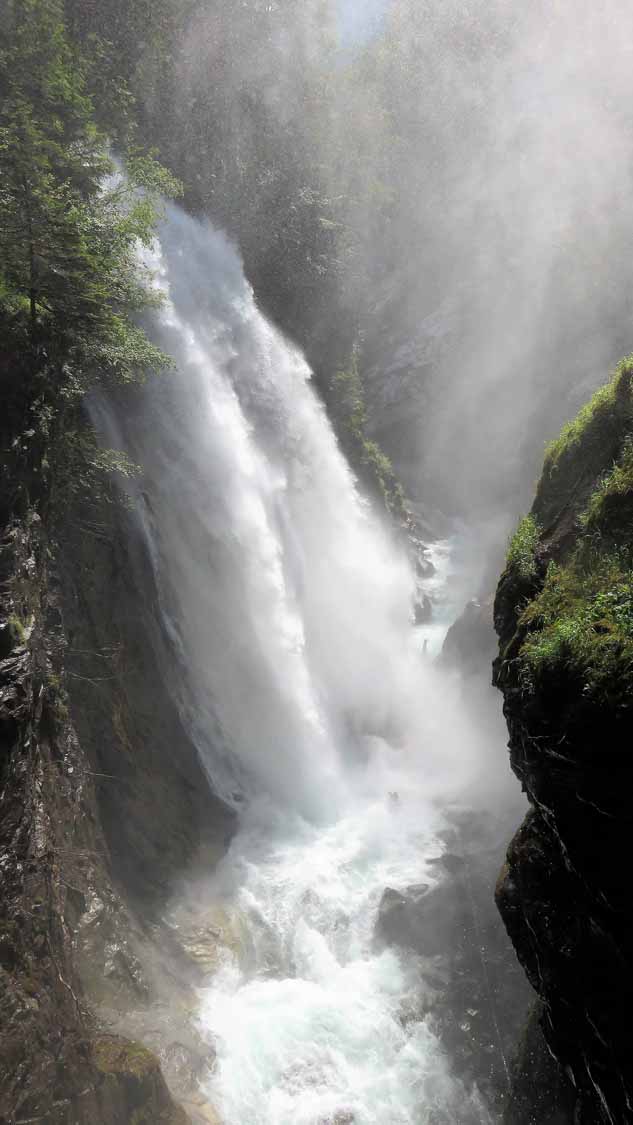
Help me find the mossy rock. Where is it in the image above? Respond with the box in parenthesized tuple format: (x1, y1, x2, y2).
(93, 1036, 159, 1080)
(92, 1035, 190, 1124)
(535, 358, 633, 537)
(496, 357, 633, 714)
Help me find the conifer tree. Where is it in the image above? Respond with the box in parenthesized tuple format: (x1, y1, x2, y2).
(0, 0, 179, 388)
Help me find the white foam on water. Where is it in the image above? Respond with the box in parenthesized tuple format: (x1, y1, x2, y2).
(99, 202, 497, 1123)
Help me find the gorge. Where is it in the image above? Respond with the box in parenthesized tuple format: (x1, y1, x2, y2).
(2, 2, 633, 1124)
(93, 200, 527, 1123)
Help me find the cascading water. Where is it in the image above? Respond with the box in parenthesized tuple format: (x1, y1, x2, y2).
(98, 202, 505, 1124)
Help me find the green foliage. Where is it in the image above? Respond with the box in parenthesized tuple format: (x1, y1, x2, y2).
(543, 357, 633, 470)
(7, 613, 28, 646)
(0, 0, 179, 376)
(510, 353, 633, 705)
(329, 359, 367, 444)
(506, 515, 541, 580)
(0, 0, 182, 512)
(581, 438, 633, 540)
(328, 353, 407, 517)
(518, 551, 633, 703)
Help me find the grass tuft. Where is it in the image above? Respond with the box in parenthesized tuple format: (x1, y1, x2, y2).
(506, 515, 541, 580)
(543, 357, 633, 470)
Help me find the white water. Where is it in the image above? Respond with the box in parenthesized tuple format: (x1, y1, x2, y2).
(103, 204, 502, 1123)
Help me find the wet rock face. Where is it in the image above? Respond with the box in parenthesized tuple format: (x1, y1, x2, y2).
(92, 1036, 189, 1124)
(376, 884, 432, 949)
(57, 494, 236, 908)
(502, 1002, 576, 1125)
(0, 517, 194, 1124)
(493, 426, 633, 1121)
(440, 597, 496, 678)
(374, 814, 535, 1118)
(493, 704, 633, 1124)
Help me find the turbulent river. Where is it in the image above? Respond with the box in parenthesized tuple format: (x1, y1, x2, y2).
(97, 202, 515, 1124)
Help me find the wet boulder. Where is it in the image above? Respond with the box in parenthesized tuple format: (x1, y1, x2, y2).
(374, 882, 461, 956)
(440, 597, 495, 677)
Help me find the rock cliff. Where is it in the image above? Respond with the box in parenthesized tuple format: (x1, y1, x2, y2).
(494, 358, 633, 1122)
(0, 413, 234, 1123)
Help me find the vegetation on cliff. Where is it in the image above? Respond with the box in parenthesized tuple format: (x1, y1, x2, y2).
(498, 359, 633, 710)
(0, 10, 193, 1118)
(494, 367, 633, 1125)
(0, 0, 180, 519)
(506, 516, 541, 581)
(57, 0, 432, 516)
(328, 353, 407, 517)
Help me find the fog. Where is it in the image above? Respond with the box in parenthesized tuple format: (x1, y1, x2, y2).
(407, 0, 633, 518)
(93, 3, 633, 1119)
(163, 0, 633, 531)
(90, 196, 520, 1121)
(337, 0, 388, 43)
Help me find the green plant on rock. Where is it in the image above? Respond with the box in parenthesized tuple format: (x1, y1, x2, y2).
(506, 515, 541, 580)
(7, 613, 27, 646)
(0, 0, 181, 509)
(50, 429, 141, 513)
(518, 549, 633, 704)
(543, 357, 633, 471)
(581, 438, 633, 540)
(328, 351, 407, 518)
(46, 670, 70, 723)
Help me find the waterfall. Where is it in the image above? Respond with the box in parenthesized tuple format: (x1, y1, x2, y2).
(97, 202, 497, 1124)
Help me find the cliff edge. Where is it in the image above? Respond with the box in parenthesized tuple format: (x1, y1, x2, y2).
(493, 358, 633, 1122)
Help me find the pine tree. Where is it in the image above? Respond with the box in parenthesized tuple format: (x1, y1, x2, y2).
(0, 0, 179, 388)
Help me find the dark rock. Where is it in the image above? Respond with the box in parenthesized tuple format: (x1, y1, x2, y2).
(493, 370, 633, 1123)
(503, 1003, 576, 1125)
(440, 597, 496, 677)
(57, 492, 236, 907)
(376, 883, 459, 956)
(0, 517, 193, 1125)
(0, 488, 233, 1121)
(92, 1035, 188, 1124)
(374, 810, 539, 1117)
(428, 853, 466, 877)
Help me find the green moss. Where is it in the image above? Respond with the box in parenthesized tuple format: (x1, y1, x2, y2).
(506, 515, 541, 580)
(7, 613, 27, 645)
(92, 1036, 157, 1079)
(130, 1107, 188, 1125)
(507, 358, 633, 706)
(544, 357, 633, 470)
(328, 349, 408, 520)
(517, 550, 633, 703)
(581, 438, 633, 541)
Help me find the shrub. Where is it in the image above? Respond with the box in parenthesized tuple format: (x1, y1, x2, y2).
(543, 357, 633, 470)
(581, 438, 633, 541)
(506, 515, 541, 580)
(518, 551, 633, 703)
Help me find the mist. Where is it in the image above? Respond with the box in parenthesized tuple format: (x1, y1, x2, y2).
(91, 199, 521, 1122)
(5, 0, 633, 1120)
(337, 0, 389, 44)
(156, 0, 633, 532)
(353, 0, 633, 520)
(86, 0, 633, 1117)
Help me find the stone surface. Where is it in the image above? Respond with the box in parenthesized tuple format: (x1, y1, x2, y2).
(0, 516, 193, 1123)
(374, 810, 536, 1117)
(441, 597, 496, 678)
(493, 376, 633, 1122)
